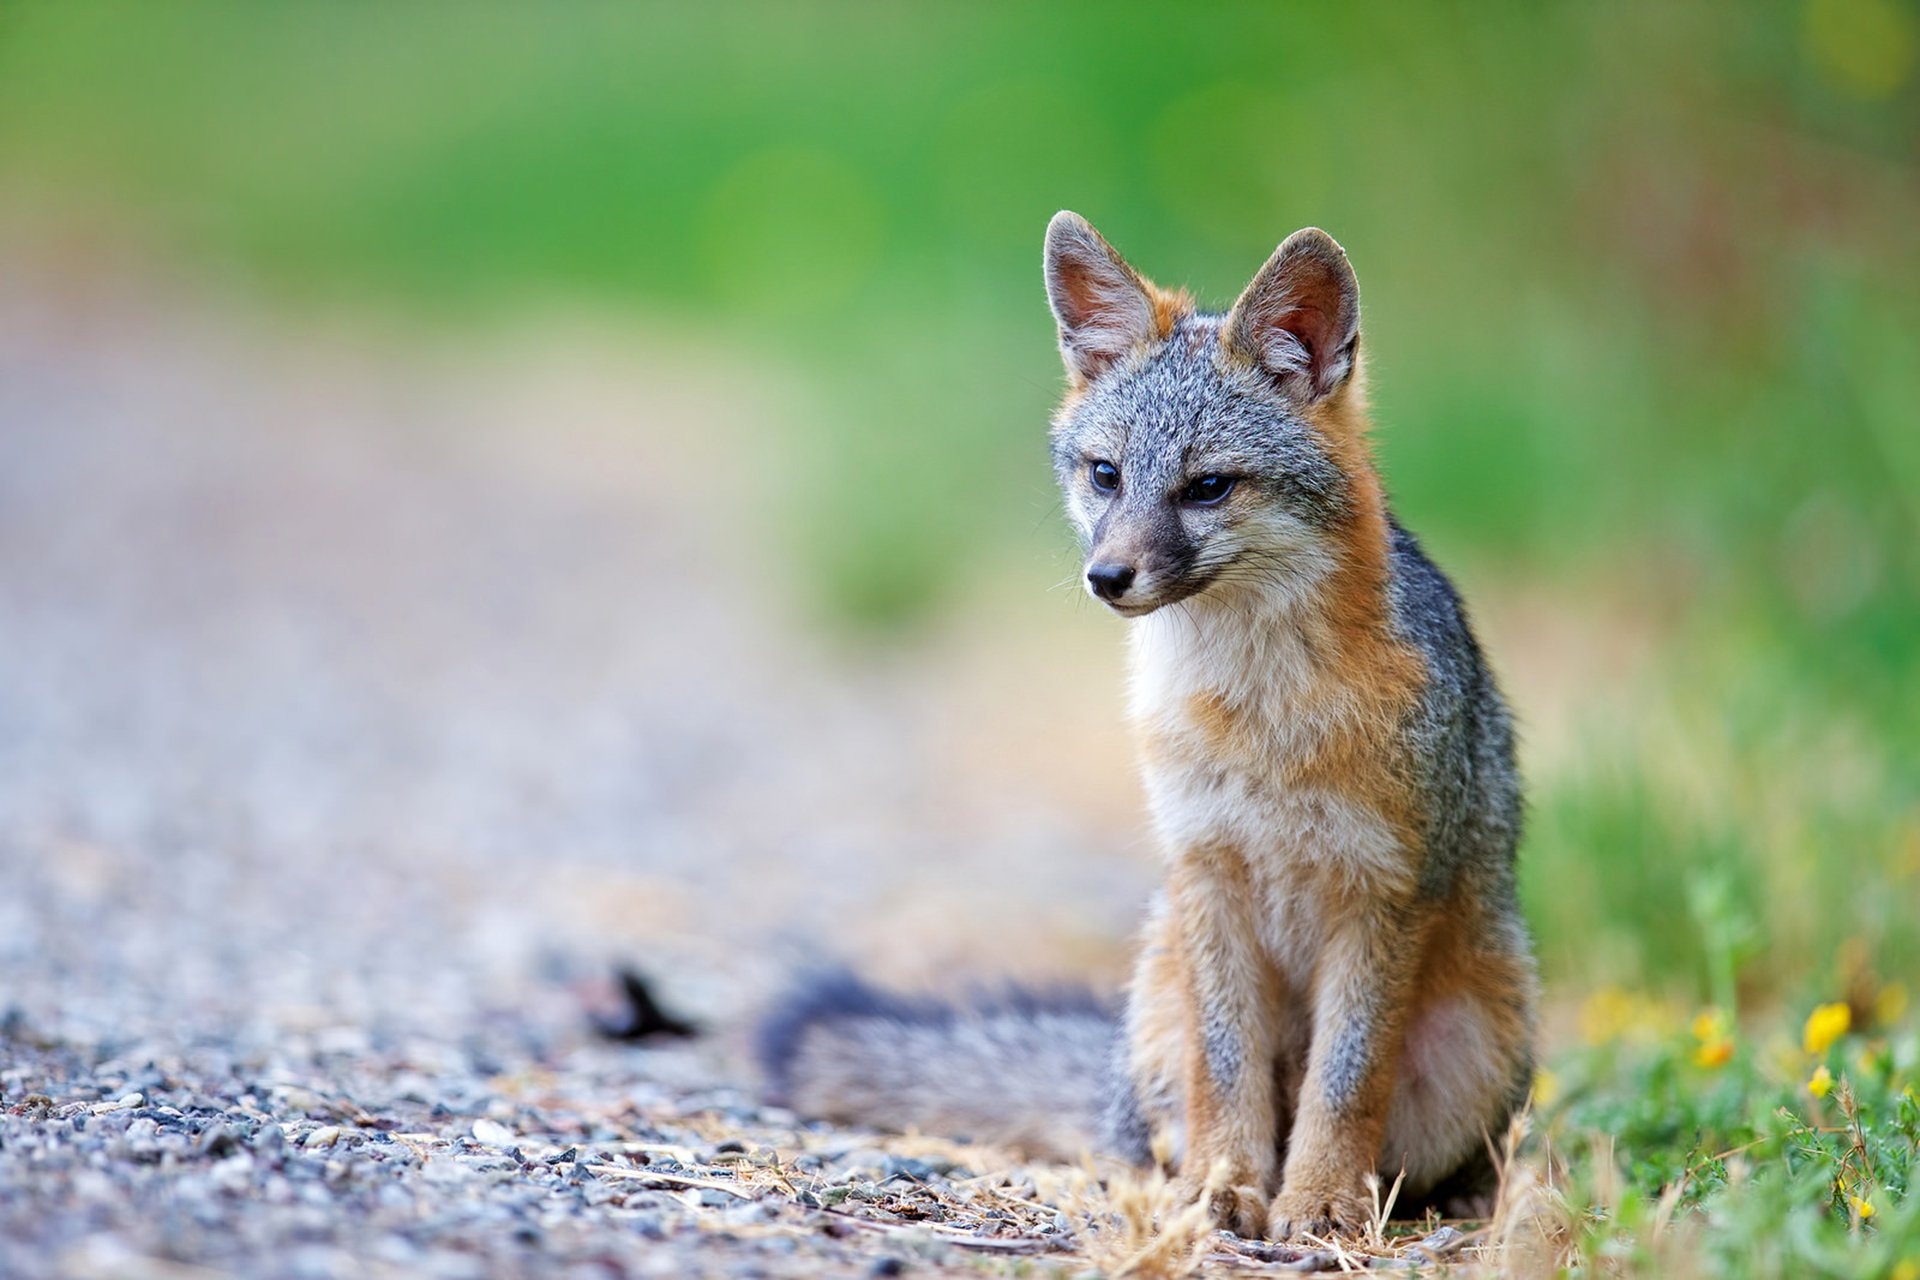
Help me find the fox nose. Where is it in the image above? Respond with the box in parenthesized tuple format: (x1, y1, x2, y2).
(1086, 563, 1136, 601)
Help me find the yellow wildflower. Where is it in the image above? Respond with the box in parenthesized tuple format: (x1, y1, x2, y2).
(1807, 1064, 1833, 1098)
(1691, 1007, 1729, 1042)
(1804, 1002, 1851, 1055)
(1891, 1260, 1916, 1280)
(1694, 1036, 1734, 1069)
(1851, 1195, 1875, 1222)
(1532, 1068, 1560, 1108)
(1689, 1006, 1734, 1067)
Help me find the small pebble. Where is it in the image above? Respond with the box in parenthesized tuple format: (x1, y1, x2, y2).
(198, 1124, 240, 1157)
(471, 1119, 515, 1147)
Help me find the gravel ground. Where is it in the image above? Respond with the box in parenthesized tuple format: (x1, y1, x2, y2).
(0, 268, 1186, 1279)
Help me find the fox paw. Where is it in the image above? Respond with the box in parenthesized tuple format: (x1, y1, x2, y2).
(1267, 1185, 1371, 1241)
(1172, 1175, 1268, 1238)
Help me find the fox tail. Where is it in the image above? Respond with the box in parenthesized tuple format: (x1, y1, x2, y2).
(756, 971, 1118, 1161)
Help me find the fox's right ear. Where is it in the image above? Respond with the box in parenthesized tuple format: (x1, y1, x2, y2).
(1224, 228, 1360, 406)
(1044, 211, 1159, 386)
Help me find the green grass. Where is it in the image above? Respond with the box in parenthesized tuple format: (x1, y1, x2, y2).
(2, 2, 1916, 1271)
(1537, 997, 1920, 1276)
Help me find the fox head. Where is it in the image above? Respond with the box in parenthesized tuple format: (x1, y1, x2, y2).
(1045, 211, 1368, 617)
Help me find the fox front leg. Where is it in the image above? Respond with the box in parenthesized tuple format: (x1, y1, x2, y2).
(1165, 845, 1283, 1237)
(1268, 903, 1425, 1241)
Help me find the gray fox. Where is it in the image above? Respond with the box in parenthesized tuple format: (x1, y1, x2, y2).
(760, 213, 1538, 1241)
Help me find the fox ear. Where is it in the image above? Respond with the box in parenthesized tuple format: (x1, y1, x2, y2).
(1224, 228, 1360, 405)
(1044, 211, 1159, 385)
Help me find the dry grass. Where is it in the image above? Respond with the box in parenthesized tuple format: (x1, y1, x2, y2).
(1027, 1117, 1578, 1276)
(647, 1111, 1576, 1276)
(1057, 1141, 1216, 1279)
(1477, 1112, 1580, 1277)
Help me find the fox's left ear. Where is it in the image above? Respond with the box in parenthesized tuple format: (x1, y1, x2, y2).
(1223, 228, 1360, 405)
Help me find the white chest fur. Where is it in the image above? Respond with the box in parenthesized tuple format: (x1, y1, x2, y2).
(1126, 601, 1412, 978)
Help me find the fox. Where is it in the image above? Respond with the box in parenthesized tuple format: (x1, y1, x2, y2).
(758, 212, 1539, 1241)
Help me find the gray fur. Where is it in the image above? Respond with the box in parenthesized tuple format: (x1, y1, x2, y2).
(1386, 518, 1526, 914)
(1052, 314, 1354, 540)
(1100, 1028, 1157, 1165)
(1202, 1011, 1244, 1091)
(1320, 1009, 1376, 1112)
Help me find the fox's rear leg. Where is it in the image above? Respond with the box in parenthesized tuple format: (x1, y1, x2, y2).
(1377, 941, 1537, 1214)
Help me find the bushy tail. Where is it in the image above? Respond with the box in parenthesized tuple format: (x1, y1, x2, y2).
(756, 971, 1116, 1160)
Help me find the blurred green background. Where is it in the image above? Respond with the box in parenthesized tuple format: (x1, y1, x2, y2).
(2, 1, 1914, 1006)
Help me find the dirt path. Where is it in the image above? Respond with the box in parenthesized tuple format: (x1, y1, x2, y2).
(0, 267, 1165, 1278)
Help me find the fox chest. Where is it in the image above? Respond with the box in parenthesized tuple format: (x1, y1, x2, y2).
(1134, 693, 1419, 982)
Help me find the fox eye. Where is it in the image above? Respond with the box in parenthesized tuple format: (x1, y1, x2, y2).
(1089, 460, 1120, 492)
(1181, 475, 1235, 505)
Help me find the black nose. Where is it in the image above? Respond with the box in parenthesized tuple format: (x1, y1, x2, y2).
(1086, 563, 1136, 601)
